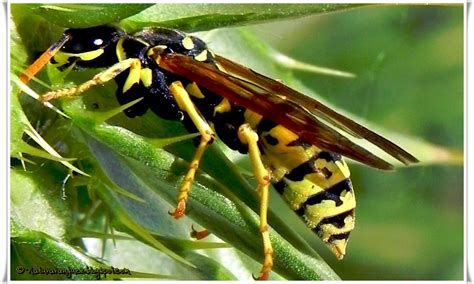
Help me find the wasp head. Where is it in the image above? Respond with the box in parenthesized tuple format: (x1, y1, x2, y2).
(52, 25, 123, 70)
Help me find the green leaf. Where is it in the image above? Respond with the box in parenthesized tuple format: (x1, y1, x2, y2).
(121, 3, 367, 32)
(11, 227, 175, 280)
(16, 4, 153, 28)
(10, 169, 71, 240)
(11, 228, 104, 280)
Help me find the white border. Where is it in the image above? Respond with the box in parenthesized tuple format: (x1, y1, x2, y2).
(3, 1, 468, 283)
(5, 0, 468, 3)
(2, 1, 9, 283)
(465, 1, 471, 282)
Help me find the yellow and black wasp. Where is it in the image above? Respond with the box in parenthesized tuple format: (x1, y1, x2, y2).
(20, 24, 418, 280)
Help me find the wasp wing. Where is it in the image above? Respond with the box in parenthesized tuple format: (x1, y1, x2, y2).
(158, 53, 418, 170)
(214, 55, 419, 166)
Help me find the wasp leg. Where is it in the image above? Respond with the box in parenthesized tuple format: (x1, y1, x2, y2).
(238, 124, 273, 281)
(41, 58, 141, 102)
(190, 225, 210, 240)
(168, 81, 215, 219)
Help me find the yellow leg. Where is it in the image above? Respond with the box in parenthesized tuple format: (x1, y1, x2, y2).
(41, 58, 140, 102)
(167, 81, 215, 219)
(238, 124, 273, 281)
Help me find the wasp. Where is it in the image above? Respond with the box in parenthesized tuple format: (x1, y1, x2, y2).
(20, 24, 418, 280)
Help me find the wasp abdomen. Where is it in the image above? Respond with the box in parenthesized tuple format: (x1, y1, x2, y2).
(256, 118, 356, 259)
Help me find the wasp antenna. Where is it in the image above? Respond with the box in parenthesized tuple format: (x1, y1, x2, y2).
(20, 33, 70, 84)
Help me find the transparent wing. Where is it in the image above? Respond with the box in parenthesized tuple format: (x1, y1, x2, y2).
(158, 53, 419, 170)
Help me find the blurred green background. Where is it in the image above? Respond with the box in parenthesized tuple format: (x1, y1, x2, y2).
(249, 5, 463, 280)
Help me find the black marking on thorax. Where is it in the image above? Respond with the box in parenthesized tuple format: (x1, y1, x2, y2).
(212, 104, 248, 153)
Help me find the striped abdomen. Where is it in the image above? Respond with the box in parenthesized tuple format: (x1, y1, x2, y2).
(244, 111, 356, 259)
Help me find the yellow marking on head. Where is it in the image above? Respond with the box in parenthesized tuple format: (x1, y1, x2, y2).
(182, 37, 195, 50)
(186, 82, 205, 99)
(116, 38, 127, 61)
(53, 49, 105, 66)
(123, 60, 141, 93)
(213, 99, 231, 115)
(140, 68, 153, 88)
(194, 50, 208, 62)
(77, 49, 104, 61)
